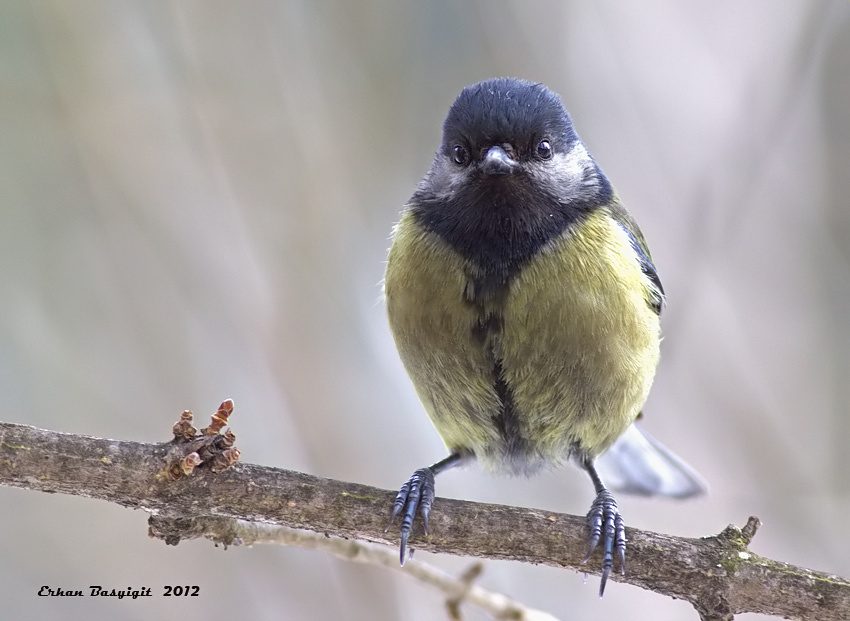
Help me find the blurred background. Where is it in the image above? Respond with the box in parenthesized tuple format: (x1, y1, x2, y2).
(1, 1, 848, 619)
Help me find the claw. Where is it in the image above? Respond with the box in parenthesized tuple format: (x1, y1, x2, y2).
(583, 489, 626, 597)
(386, 467, 436, 565)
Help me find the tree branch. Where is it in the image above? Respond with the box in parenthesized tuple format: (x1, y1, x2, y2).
(1, 419, 847, 620)
(147, 516, 559, 620)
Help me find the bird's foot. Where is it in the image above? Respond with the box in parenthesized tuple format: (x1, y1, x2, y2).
(385, 467, 436, 565)
(583, 489, 626, 596)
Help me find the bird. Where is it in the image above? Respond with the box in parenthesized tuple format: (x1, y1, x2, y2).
(383, 77, 705, 595)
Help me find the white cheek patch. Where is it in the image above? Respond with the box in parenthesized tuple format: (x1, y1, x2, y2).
(547, 144, 599, 196)
(560, 142, 592, 176)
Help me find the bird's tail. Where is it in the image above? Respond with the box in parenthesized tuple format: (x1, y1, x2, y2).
(596, 423, 708, 498)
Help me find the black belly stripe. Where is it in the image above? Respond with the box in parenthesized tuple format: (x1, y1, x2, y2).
(492, 360, 526, 457)
(410, 170, 612, 294)
(471, 312, 501, 344)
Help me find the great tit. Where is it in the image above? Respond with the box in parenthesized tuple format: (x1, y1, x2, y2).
(384, 77, 705, 595)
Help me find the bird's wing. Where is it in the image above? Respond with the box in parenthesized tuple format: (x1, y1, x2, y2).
(608, 201, 665, 315)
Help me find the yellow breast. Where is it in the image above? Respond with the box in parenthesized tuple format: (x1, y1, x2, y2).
(385, 208, 660, 472)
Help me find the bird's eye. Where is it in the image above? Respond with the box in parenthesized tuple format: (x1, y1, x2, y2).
(452, 144, 470, 166)
(536, 139, 553, 160)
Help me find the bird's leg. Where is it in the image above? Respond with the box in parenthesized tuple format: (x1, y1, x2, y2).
(386, 453, 463, 565)
(582, 456, 626, 597)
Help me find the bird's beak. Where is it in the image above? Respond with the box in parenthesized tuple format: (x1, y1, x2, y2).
(481, 145, 519, 176)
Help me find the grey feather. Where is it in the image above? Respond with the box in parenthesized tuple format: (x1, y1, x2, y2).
(596, 423, 707, 499)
